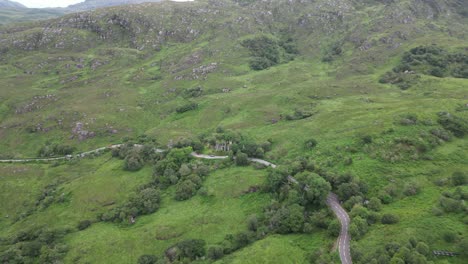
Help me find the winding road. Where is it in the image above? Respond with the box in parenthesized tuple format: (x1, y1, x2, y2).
(0, 145, 351, 264)
(327, 193, 352, 264)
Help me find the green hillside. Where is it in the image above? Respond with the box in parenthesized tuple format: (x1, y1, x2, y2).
(0, 0, 467, 263)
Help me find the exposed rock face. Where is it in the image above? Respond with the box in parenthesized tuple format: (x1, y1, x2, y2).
(15, 95, 58, 114)
(71, 122, 95, 141)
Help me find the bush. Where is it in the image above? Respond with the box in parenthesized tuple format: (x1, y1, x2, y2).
(452, 171, 467, 186)
(168, 239, 206, 261)
(124, 152, 144, 171)
(437, 112, 468, 138)
(443, 231, 457, 243)
(138, 255, 158, 264)
(304, 138, 318, 150)
(235, 152, 249, 166)
(175, 180, 197, 201)
(176, 102, 198, 114)
(241, 35, 280, 70)
(381, 214, 399, 224)
(367, 197, 382, 211)
(207, 245, 224, 260)
(403, 182, 421, 196)
(77, 220, 92, 231)
(327, 219, 340, 237)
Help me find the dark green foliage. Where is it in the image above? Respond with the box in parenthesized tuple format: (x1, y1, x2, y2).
(403, 182, 421, 196)
(101, 188, 161, 223)
(327, 219, 340, 237)
(381, 214, 399, 224)
(124, 151, 145, 171)
(235, 152, 249, 166)
(183, 86, 203, 98)
(207, 245, 224, 260)
(241, 34, 298, 70)
(295, 172, 331, 206)
(176, 102, 198, 113)
(267, 204, 305, 234)
(350, 216, 368, 240)
(452, 171, 467, 186)
(322, 42, 343, 62)
(437, 112, 468, 137)
(285, 109, 314, 121)
(38, 144, 75, 157)
(367, 197, 382, 211)
(378, 71, 420, 90)
(175, 180, 197, 201)
(241, 35, 280, 70)
(166, 239, 206, 261)
(0, 228, 69, 263)
(400, 45, 468, 78)
(459, 239, 468, 257)
(137, 254, 158, 264)
(77, 220, 92, 231)
(443, 231, 457, 243)
(304, 138, 318, 150)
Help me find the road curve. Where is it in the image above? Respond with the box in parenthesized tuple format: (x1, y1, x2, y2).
(327, 193, 352, 264)
(0, 146, 351, 264)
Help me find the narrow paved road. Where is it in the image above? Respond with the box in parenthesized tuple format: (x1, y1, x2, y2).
(327, 193, 352, 264)
(0, 146, 351, 264)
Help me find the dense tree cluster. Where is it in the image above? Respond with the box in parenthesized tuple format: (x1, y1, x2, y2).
(38, 144, 75, 157)
(0, 227, 70, 263)
(241, 34, 298, 70)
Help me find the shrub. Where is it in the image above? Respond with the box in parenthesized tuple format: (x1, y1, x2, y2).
(403, 182, 421, 196)
(235, 152, 249, 166)
(437, 112, 468, 138)
(175, 180, 197, 201)
(168, 239, 206, 261)
(367, 197, 382, 211)
(176, 102, 198, 114)
(452, 171, 467, 186)
(327, 219, 340, 237)
(443, 231, 457, 243)
(207, 246, 224, 260)
(77, 220, 92, 231)
(241, 35, 280, 70)
(124, 152, 144, 171)
(381, 214, 399, 224)
(138, 255, 158, 264)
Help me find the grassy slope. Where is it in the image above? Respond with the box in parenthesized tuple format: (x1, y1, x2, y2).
(0, 0, 467, 263)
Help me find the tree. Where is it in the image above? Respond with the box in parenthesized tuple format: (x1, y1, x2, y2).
(269, 204, 304, 234)
(207, 246, 224, 260)
(368, 197, 382, 211)
(124, 152, 144, 171)
(178, 164, 191, 177)
(381, 214, 399, 224)
(459, 239, 468, 257)
(304, 138, 318, 150)
(416, 242, 429, 257)
(77, 220, 92, 231)
(138, 255, 158, 264)
(235, 152, 249, 166)
(175, 180, 197, 201)
(452, 171, 467, 186)
(295, 172, 331, 206)
(132, 188, 161, 214)
(327, 219, 340, 237)
(171, 239, 206, 261)
(350, 216, 368, 239)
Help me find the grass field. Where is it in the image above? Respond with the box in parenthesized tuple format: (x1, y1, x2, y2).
(0, 0, 467, 263)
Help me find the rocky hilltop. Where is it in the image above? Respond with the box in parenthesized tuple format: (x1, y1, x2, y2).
(0, 0, 26, 8)
(67, 0, 163, 11)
